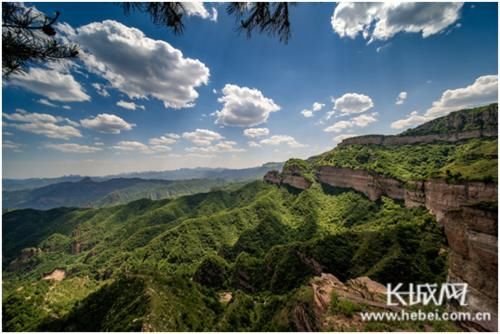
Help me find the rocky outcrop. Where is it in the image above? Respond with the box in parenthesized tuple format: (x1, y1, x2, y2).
(263, 170, 281, 185)
(315, 166, 498, 331)
(338, 129, 497, 147)
(263, 168, 312, 190)
(42, 269, 66, 281)
(8, 247, 42, 271)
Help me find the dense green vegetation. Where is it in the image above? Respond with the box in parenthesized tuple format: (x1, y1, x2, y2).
(3, 180, 449, 331)
(4, 105, 496, 331)
(315, 138, 497, 182)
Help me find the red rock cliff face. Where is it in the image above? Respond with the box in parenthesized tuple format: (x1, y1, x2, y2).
(316, 166, 404, 201)
(315, 166, 498, 331)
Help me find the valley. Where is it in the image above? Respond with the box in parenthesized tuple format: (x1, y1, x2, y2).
(2, 104, 498, 331)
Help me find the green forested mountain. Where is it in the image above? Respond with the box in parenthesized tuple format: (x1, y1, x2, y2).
(3, 177, 230, 210)
(2, 104, 497, 331)
(3, 182, 448, 331)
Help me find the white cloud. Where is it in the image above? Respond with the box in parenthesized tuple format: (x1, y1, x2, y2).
(324, 113, 377, 132)
(301, 102, 325, 118)
(46, 143, 103, 153)
(3, 109, 81, 139)
(37, 98, 58, 107)
(243, 127, 269, 138)
(425, 75, 498, 118)
(80, 113, 135, 134)
(149, 135, 178, 146)
(312, 102, 325, 111)
(62, 105, 72, 110)
(248, 141, 261, 148)
(186, 140, 244, 154)
(391, 111, 429, 129)
(3, 109, 60, 123)
(395, 91, 407, 105)
(214, 84, 280, 127)
(92, 83, 110, 97)
(259, 135, 306, 148)
(116, 100, 145, 111)
(324, 120, 353, 133)
(3, 140, 23, 151)
(334, 93, 374, 114)
(333, 134, 359, 143)
(72, 20, 210, 109)
(332, 2, 463, 43)
(183, 2, 218, 21)
(9, 67, 90, 102)
(182, 129, 223, 146)
(301, 109, 314, 118)
(351, 113, 378, 127)
(113, 140, 171, 154)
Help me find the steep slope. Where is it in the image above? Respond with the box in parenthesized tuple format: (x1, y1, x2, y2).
(264, 103, 498, 331)
(3, 180, 449, 331)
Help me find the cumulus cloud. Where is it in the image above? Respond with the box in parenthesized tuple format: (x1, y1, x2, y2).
(395, 91, 407, 105)
(37, 99, 58, 107)
(149, 134, 179, 146)
(71, 20, 209, 109)
(80, 113, 135, 134)
(324, 120, 353, 133)
(3, 140, 23, 152)
(324, 113, 378, 133)
(182, 129, 224, 146)
(301, 109, 314, 118)
(351, 113, 378, 127)
(92, 83, 110, 97)
(116, 100, 145, 111)
(3, 109, 81, 139)
(391, 75, 498, 129)
(333, 133, 359, 143)
(248, 141, 261, 148)
(214, 84, 280, 127)
(113, 140, 171, 154)
(243, 127, 269, 138)
(332, 2, 463, 43)
(391, 111, 429, 129)
(301, 102, 325, 118)
(334, 93, 374, 114)
(183, 2, 218, 21)
(186, 140, 244, 154)
(9, 67, 90, 102)
(259, 135, 306, 148)
(46, 143, 103, 153)
(425, 75, 498, 118)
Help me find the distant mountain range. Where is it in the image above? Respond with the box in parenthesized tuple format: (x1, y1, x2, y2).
(3, 162, 284, 191)
(2, 162, 284, 210)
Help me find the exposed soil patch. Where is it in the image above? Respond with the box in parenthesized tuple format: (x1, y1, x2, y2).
(42, 269, 66, 281)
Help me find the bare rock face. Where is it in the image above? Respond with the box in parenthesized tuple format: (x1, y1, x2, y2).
(263, 170, 281, 185)
(263, 168, 312, 190)
(315, 166, 498, 331)
(316, 166, 404, 201)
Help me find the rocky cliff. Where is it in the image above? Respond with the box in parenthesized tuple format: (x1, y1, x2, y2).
(338, 129, 497, 147)
(264, 164, 312, 190)
(315, 166, 498, 331)
(339, 103, 498, 147)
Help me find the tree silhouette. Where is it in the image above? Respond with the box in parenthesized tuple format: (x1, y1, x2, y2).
(122, 2, 293, 43)
(2, 2, 79, 77)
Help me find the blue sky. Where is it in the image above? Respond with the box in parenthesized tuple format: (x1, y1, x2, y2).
(2, 2, 498, 178)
